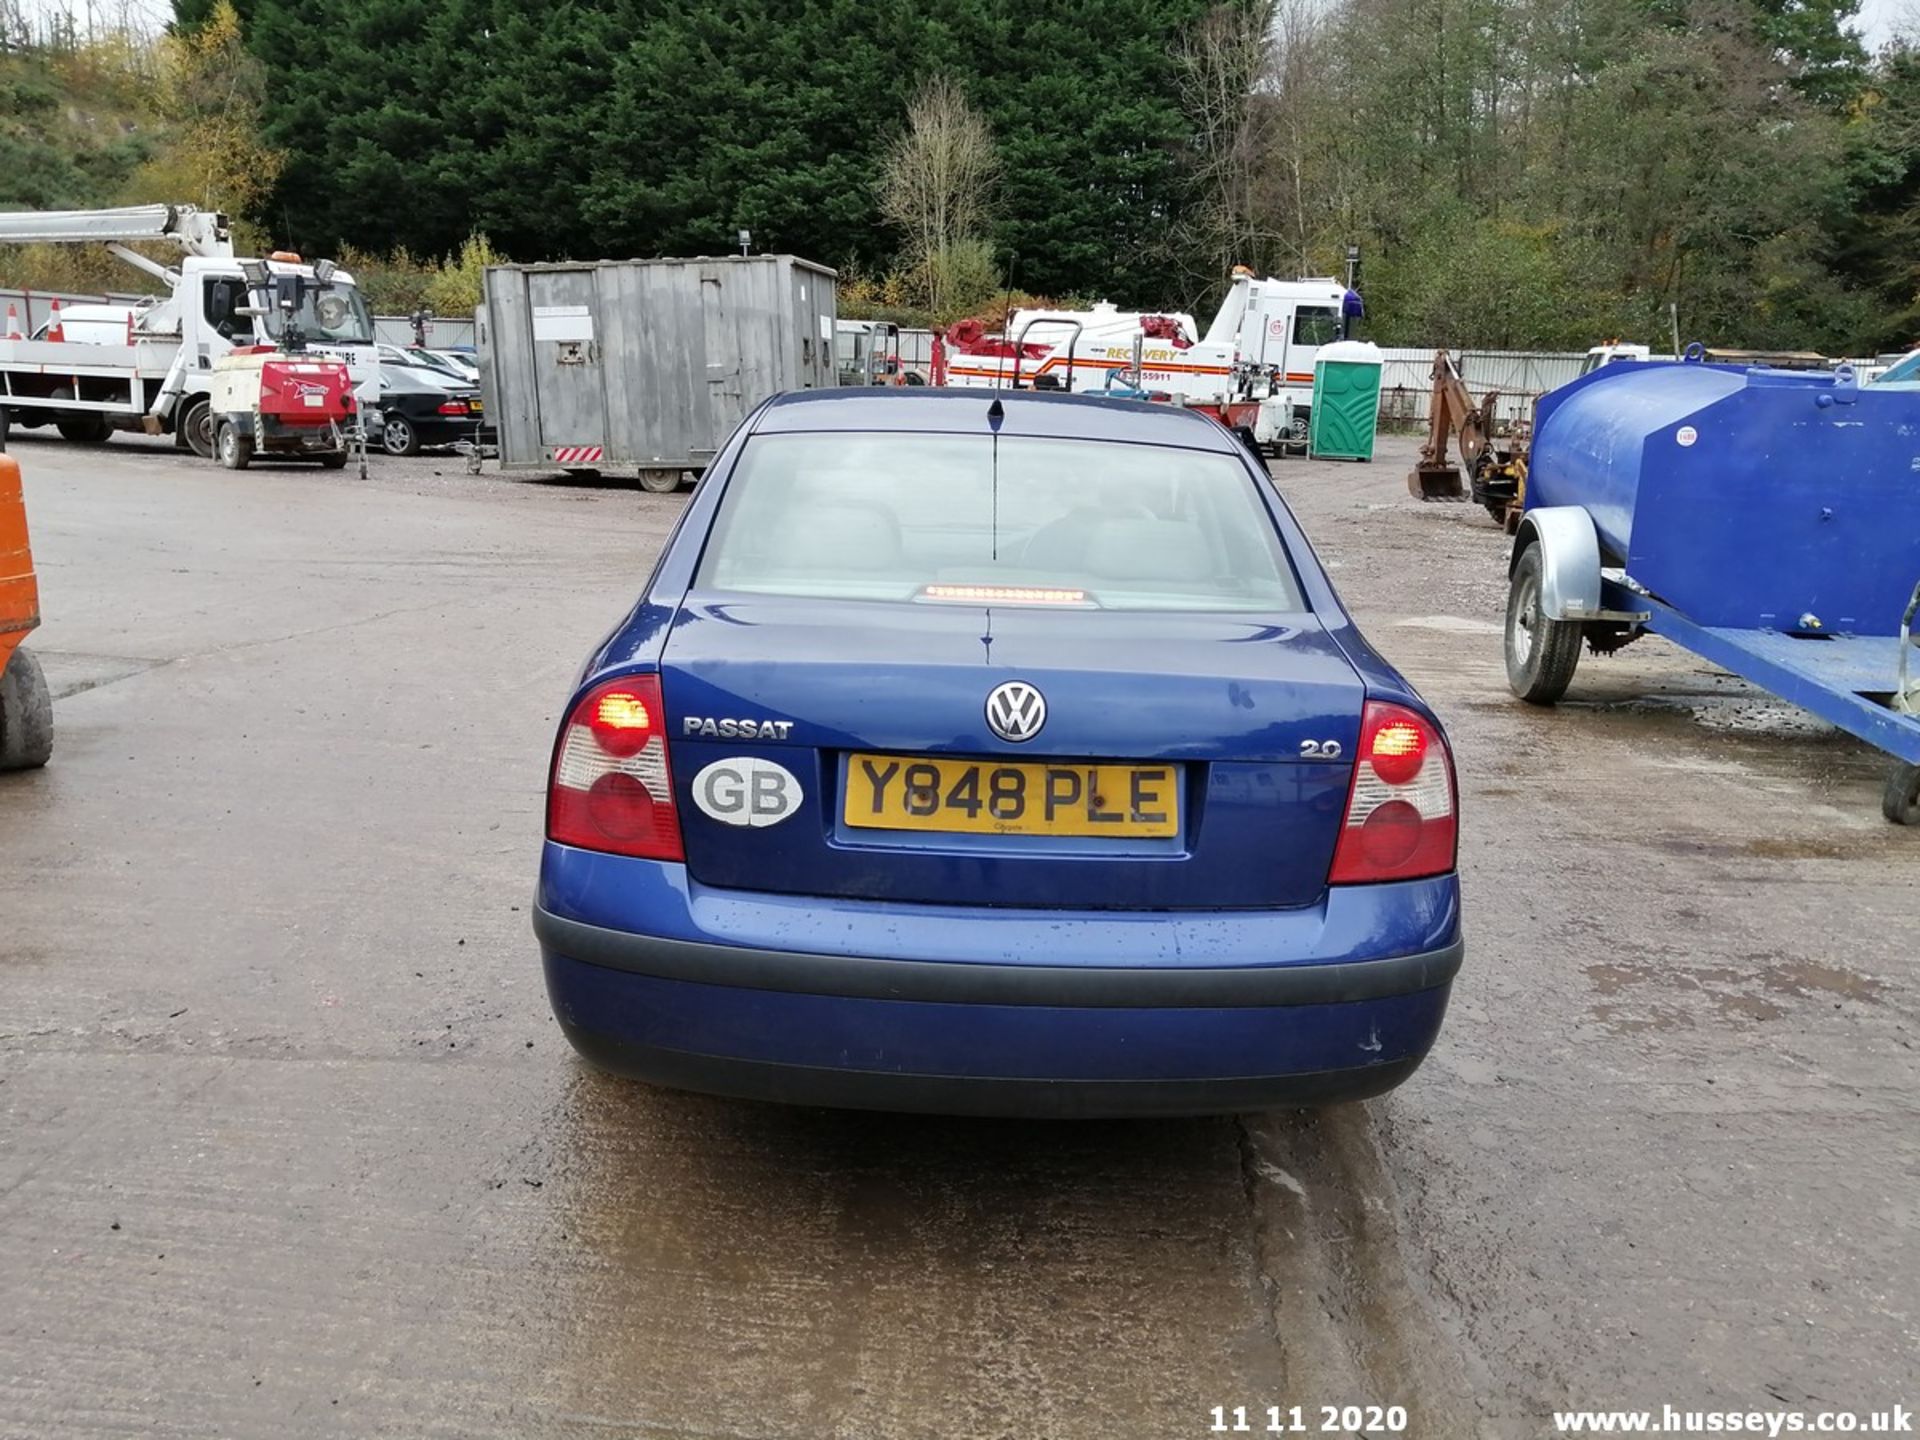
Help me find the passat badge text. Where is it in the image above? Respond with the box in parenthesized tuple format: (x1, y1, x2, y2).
(681, 716, 795, 740)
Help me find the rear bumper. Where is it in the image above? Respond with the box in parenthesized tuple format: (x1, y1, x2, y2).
(550, 1006, 1432, 1118)
(411, 414, 495, 446)
(535, 906, 1460, 1006)
(534, 850, 1462, 1117)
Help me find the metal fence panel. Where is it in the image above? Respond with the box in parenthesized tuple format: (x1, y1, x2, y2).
(373, 315, 476, 348)
(1378, 347, 1587, 429)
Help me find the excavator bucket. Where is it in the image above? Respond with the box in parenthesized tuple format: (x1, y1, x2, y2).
(1406, 348, 1484, 502)
(1408, 461, 1466, 501)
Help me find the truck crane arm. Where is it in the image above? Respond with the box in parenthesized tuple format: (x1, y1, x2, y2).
(0, 204, 232, 257)
(0, 204, 233, 289)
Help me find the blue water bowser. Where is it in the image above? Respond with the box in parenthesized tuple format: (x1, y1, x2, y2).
(1503, 353, 1920, 823)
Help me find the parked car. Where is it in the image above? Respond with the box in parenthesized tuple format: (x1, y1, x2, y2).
(532, 388, 1463, 1117)
(412, 347, 479, 384)
(1866, 349, 1920, 387)
(374, 362, 491, 456)
(28, 303, 139, 346)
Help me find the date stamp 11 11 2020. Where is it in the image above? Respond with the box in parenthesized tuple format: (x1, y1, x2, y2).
(1209, 1405, 1411, 1435)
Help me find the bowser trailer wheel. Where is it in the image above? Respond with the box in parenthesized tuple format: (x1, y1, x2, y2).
(217, 421, 253, 471)
(179, 398, 215, 459)
(1506, 544, 1583, 705)
(1884, 761, 1920, 826)
(317, 451, 349, 470)
(0, 644, 53, 771)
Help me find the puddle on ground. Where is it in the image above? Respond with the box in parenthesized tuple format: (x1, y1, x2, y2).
(1582, 953, 1883, 1034)
(1589, 1002, 1694, 1034)
(1599, 691, 1835, 733)
(1760, 957, 1885, 1002)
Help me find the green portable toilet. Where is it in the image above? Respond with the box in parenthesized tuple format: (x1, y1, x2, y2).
(1308, 340, 1384, 461)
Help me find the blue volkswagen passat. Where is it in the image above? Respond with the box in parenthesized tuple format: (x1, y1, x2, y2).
(534, 389, 1462, 1117)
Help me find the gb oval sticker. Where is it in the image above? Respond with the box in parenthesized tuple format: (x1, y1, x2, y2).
(1675, 425, 1698, 447)
(692, 758, 803, 827)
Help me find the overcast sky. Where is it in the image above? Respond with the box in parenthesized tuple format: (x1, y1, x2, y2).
(1855, 0, 1916, 48)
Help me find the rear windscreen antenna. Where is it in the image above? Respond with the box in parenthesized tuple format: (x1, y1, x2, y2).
(987, 398, 1004, 560)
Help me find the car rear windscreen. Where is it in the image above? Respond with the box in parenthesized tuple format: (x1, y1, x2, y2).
(698, 432, 1304, 612)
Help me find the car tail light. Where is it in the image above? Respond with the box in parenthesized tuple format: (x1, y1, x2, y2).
(547, 675, 684, 860)
(1329, 701, 1456, 884)
(437, 399, 470, 415)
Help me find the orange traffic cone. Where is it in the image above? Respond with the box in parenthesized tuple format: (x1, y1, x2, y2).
(45, 298, 64, 342)
(4, 303, 20, 340)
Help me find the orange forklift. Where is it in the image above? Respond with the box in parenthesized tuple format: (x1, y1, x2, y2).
(0, 443, 52, 770)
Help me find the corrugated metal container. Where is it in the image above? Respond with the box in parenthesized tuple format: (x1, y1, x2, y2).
(478, 255, 837, 483)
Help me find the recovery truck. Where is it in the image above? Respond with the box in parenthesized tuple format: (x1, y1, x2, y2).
(936, 269, 1361, 452)
(0, 205, 379, 458)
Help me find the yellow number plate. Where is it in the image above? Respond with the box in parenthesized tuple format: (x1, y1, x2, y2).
(844, 754, 1178, 838)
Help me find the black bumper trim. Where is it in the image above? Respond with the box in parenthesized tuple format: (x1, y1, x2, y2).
(533, 906, 1462, 1008)
(558, 1023, 1428, 1117)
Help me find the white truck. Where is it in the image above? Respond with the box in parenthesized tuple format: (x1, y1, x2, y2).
(0, 205, 378, 457)
(938, 270, 1357, 450)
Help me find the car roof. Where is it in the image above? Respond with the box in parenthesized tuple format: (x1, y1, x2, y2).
(752, 387, 1242, 451)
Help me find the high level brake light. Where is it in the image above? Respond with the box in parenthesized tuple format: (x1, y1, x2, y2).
(547, 674, 684, 860)
(1328, 701, 1457, 884)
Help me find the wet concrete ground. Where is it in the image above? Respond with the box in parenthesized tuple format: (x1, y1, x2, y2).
(0, 429, 1913, 1438)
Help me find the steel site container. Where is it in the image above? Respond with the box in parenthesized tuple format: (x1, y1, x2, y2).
(478, 255, 837, 487)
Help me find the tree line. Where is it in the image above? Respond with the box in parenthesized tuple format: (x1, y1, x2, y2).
(7, 0, 1920, 352)
(1182, 0, 1920, 353)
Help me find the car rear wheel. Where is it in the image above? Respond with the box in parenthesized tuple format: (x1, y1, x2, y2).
(0, 644, 53, 770)
(217, 421, 253, 471)
(1885, 761, 1920, 825)
(1506, 544, 1582, 704)
(381, 414, 420, 457)
(179, 397, 215, 459)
